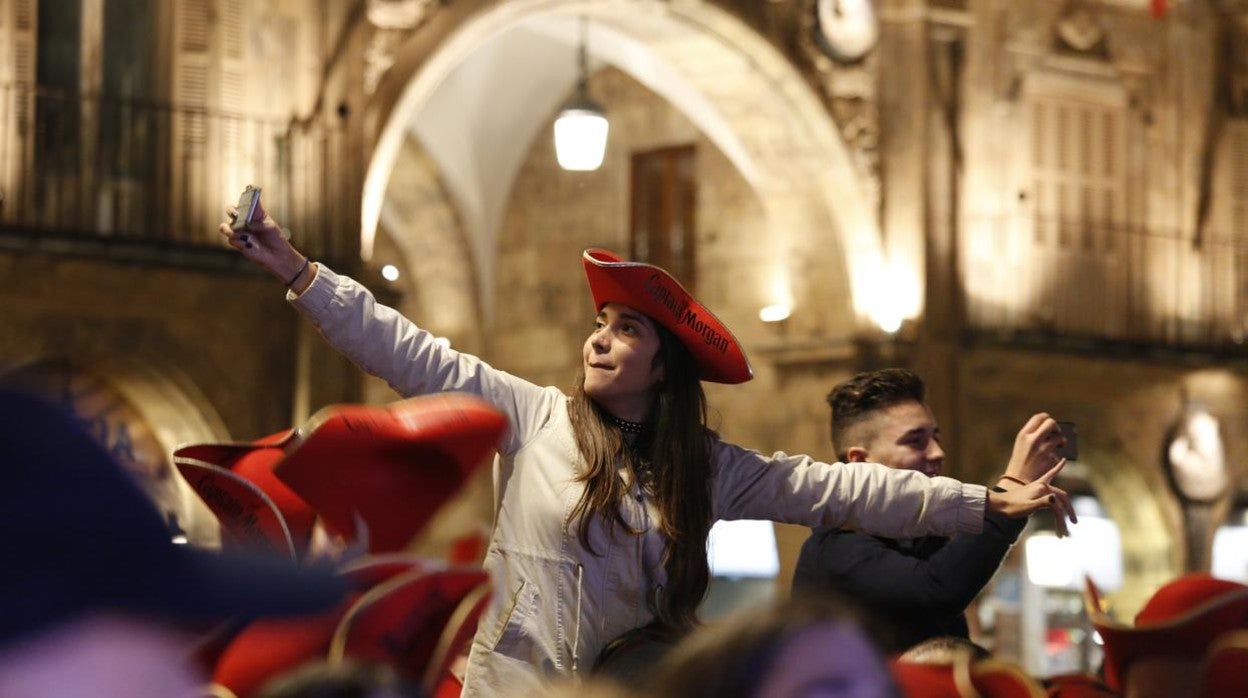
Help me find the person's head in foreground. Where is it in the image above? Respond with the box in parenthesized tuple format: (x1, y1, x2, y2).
(0, 387, 346, 698)
(649, 597, 898, 698)
(897, 635, 992, 665)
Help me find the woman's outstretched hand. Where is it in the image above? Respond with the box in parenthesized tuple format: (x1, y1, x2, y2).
(987, 458, 1077, 536)
(217, 196, 315, 293)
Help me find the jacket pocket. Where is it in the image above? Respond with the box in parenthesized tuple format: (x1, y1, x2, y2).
(490, 578, 540, 656)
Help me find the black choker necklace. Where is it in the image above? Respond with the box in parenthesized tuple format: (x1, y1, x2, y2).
(607, 414, 646, 434)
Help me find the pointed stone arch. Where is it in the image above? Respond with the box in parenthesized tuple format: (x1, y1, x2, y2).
(361, 0, 884, 338)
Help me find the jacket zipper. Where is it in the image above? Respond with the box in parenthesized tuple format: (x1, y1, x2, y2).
(572, 563, 584, 674)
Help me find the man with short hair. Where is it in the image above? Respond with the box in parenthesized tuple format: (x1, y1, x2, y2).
(792, 368, 1066, 651)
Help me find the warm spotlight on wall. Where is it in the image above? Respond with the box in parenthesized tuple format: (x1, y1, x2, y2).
(858, 256, 920, 334)
(759, 304, 791, 323)
(554, 17, 608, 171)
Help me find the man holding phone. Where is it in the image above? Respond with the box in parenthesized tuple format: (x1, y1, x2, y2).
(792, 368, 1071, 651)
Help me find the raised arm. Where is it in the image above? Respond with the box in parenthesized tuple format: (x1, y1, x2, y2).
(711, 440, 1075, 538)
(992, 412, 1077, 535)
(217, 198, 554, 454)
(711, 441, 984, 538)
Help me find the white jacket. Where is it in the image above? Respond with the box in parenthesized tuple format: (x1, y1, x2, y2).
(291, 265, 987, 697)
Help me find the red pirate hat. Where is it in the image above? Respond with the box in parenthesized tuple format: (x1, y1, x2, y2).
(275, 394, 507, 554)
(891, 660, 964, 697)
(1043, 673, 1117, 697)
(422, 582, 491, 692)
(340, 553, 442, 589)
(328, 567, 491, 683)
(892, 656, 1045, 698)
(582, 248, 752, 384)
(1201, 630, 1248, 698)
(211, 599, 354, 698)
(211, 556, 433, 698)
(174, 459, 298, 559)
(175, 430, 318, 558)
(1085, 574, 1248, 691)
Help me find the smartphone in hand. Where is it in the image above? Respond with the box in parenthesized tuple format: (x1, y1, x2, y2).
(231, 185, 262, 232)
(1056, 421, 1079, 461)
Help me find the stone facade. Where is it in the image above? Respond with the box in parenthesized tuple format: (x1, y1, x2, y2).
(3, 0, 1248, 633)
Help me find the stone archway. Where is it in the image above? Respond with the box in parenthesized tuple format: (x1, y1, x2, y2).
(5, 358, 228, 547)
(361, 0, 884, 340)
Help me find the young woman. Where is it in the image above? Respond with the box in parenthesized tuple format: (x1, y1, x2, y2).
(219, 201, 1072, 698)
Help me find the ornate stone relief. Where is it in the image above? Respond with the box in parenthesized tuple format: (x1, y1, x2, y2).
(794, 0, 882, 209)
(997, 1, 1159, 120)
(364, 0, 440, 94)
(1054, 5, 1107, 55)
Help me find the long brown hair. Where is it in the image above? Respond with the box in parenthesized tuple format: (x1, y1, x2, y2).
(568, 322, 713, 631)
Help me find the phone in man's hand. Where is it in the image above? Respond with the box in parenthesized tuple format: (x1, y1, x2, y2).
(1056, 421, 1079, 461)
(231, 185, 262, 231)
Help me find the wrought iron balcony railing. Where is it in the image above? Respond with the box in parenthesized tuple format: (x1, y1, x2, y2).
(0, 82, 336, 261)
(962, 213, 1248, 353)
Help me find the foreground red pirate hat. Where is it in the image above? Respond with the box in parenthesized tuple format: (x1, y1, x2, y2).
(1201, 630, 1248, 698)
(275, 393, 508, 553)
(211, 556, 435, 698)
(1085, 574, 1248, 691)
(175, 430, 317, 558)
(1042, 673, 1117, 698)
(892, 656, 1044, 698)
(211, 598, 355, 698)
(582, 248, 752, 384)
(422, 582, 491, 693)
(328, 567, 490, 684)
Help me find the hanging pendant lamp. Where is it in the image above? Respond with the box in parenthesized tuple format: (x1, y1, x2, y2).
(554, 17, 609, 171)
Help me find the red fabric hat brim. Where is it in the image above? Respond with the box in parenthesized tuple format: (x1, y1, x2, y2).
(212, 596, 358, 698)
(339, 554, 440, 589)
(1085, 576, 1248, 691)
(969, 660, 1046, 697)
(174, 459, 298, 559)
(891, 661, 964, 697)
(1201, 630, 1248, 698)
(423, 582, 491, 690)
(275, 394, 507, 554)
(892, 658, 1044, 698)
(329, 567, 491, 682)
(582, 249, 752, 384)
(212, 558, 430, 698)
(174, 434, 317, 557)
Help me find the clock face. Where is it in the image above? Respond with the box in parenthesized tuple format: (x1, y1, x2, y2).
(1166, 409, 1229, 503)
(815, 0, 880, 63)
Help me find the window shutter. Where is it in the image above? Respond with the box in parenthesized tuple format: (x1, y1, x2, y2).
(1022, 84, 1129, 337)
(171, 0, 212, 240)
(4, 0, 38, 223)
(219, 0, 250, 197)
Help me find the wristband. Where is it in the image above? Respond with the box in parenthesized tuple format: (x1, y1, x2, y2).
(285, 258, 310, 288)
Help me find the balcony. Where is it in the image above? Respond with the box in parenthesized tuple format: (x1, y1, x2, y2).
(0, 82, 336, 264)
(962, 213, 1248, 355)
